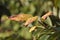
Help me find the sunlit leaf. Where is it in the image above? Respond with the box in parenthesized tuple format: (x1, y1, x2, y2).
(29, 26, 37, 32)
(53, 7, 58, 17)
(59, 9, 60, 19)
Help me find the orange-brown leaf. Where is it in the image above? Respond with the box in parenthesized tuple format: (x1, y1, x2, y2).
(41, 11, 52, 20)
(9, 13, 32, 22)
(24, 16, 38, 26)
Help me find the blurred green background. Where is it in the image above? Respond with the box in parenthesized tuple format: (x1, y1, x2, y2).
(0, 0, 60, 40)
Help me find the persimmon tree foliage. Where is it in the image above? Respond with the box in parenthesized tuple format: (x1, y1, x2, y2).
(0, 0, 60, 40)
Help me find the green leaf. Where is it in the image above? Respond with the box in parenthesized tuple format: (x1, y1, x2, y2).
(13, 23, 20, 31)
(53, 7, 58, 17)
(20, 6, 29, 13)
(1, 16, 11, 28)
(45, 17, 53, 27)
(28, 3, 36, 15)
(38, 35, 50, 40)
(37, 26, 45, 29)
(0, 31, 14, 38)
(54, 0, 60, 8)
(18, 27, 32, 39)
(20, 0, 29, 6)
(57, 0, 60, 8)
(47, 32, 60, 40)
(59, 9, 60, 19)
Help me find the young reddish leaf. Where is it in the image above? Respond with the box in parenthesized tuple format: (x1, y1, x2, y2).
(24, 16, 38, 26)
(41, 11, 52, 20)
(9, 13, 32, 22)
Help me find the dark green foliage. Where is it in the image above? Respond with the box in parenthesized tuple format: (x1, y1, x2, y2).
(0, 0, 60, 40)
